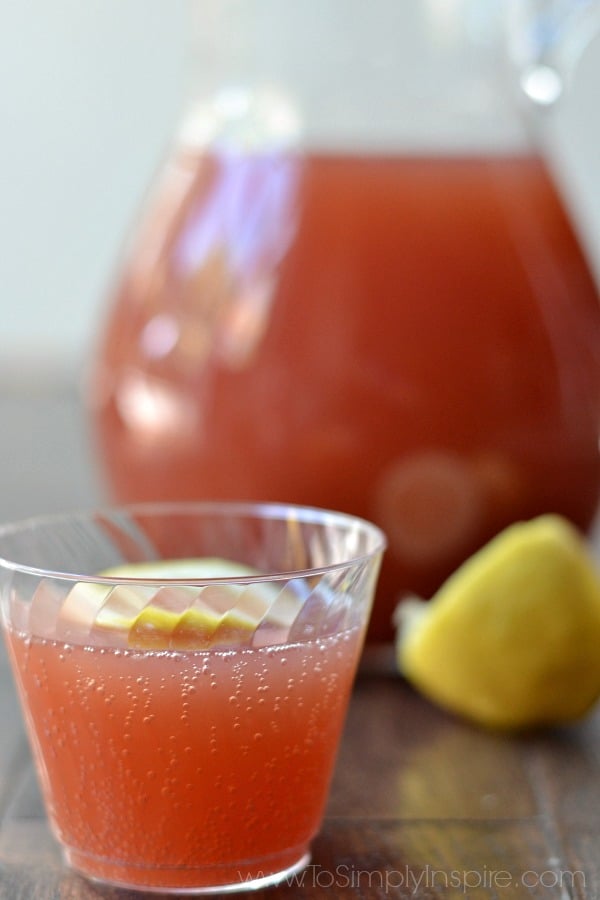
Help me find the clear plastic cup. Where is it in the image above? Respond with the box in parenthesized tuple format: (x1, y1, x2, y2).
(0, 501, 385, 893)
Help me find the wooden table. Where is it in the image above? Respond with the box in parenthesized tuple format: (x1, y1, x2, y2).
(0, 384, 599, 898)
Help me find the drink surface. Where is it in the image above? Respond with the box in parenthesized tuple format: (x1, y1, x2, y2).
(90, 152, 600, 640)
(7, 626, 361, 890)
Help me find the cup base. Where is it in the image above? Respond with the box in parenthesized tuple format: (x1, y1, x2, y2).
(64, 845, 311, 894)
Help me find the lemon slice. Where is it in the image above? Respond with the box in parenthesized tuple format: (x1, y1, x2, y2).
(100, 558, 256, 581)
(58, 558, 265, 649)
(394, 515, 600, 730)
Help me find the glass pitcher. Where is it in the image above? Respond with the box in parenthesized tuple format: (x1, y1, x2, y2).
(88, 0, 600, 641)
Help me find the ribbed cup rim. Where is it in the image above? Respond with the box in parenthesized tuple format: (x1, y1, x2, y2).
(0, 501, 387, 585)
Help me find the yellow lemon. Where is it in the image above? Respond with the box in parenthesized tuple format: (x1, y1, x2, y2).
(394, 516, 600, 730)
(59, 558, 265, 649)
(100, 558, 256, 581)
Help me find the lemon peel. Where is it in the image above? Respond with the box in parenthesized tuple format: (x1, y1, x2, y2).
(394, 515, 600, 731)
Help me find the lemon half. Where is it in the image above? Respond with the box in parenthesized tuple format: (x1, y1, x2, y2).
(395, 516, 600, 730)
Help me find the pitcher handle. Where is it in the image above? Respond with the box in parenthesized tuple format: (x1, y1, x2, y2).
(508, 0, 600, 107)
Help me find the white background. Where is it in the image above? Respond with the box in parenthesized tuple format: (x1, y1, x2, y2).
(0, 0, 188, 378)
(0, 0, 599, 382)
